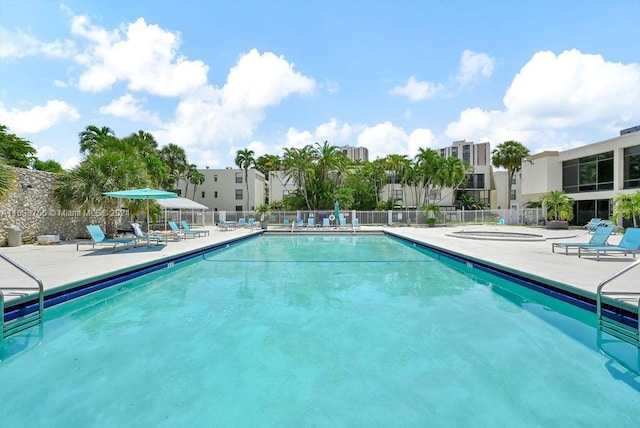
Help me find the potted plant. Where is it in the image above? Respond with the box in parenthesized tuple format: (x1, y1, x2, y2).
(255, 204, 271, 229)
(539, 190, 574, 229)
(422, 203, 440, 227)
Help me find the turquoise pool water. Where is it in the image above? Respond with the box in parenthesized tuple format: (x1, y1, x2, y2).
(1, 234, 639, 426)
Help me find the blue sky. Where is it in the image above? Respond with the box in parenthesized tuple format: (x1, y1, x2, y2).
(1, 0, 639, 170)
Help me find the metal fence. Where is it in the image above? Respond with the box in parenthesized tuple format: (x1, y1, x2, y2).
(194, 208, 545, 227)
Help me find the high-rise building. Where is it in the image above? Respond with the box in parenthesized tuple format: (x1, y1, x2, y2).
(340, 145, 369, 162)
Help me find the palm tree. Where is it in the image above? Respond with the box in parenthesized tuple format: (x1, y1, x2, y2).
(78, 125, 116, 155)
(540, 190, 575, 222)
(235, 148, 255, 211)
(159, 144, 188, 191)
(190, 170, 205, 200)
(55, 152, 150, 236)
(492, 140, 530, 210)
(384, 154, 409, 207)
(282, 146, 314, 210)
(612, 191, 640, 227)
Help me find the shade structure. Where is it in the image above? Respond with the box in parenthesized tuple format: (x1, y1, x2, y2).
(103, 187, 179, 233)
(334, 201, 340, 224)
(156, 198, 209, 229)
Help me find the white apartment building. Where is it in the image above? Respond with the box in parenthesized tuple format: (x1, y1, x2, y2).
(177, 167, 265, 213)
(521, 126, 640, 226)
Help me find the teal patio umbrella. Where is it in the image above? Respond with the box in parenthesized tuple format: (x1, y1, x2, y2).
(334, 201, 340, 225)
(104, 187, 179, 233)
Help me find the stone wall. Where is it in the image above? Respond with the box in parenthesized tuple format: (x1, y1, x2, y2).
(0, 168, 118, 245)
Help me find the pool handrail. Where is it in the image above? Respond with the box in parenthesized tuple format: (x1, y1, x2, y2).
(1, 253, 44, 340)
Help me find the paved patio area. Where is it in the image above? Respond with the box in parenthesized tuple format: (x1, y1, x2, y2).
(1, 224, 638, 311)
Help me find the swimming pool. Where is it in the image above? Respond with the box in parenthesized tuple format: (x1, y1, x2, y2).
(1, 234, 639, 426)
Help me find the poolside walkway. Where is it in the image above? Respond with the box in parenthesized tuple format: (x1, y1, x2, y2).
(1, 224, 638, 310)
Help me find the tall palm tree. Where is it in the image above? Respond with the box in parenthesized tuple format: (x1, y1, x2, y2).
(282, 146, 314, 210)
(122, 130, 167, 187)
(190, 170, 205, 200)
(384, 154, 409, 206)
(159, 144, 188, 192)
(78, 125, 116, 155)
(235, 148, 255, 211)
(492, 140, 530, 210)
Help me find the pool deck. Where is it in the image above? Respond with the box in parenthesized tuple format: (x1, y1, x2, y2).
(1, 224, 638, 313)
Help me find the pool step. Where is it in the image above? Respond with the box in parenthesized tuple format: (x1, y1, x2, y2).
(596, 260, 640, 348)
(600, 317, 639, 347)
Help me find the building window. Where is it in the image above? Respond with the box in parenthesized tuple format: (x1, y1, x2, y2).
(235, 172, 243, 184)
(476, 143, 487, 166)
(511, 175, 517, 185)
(213, 175, 218, 182)
(510, 190, 516, 201)
(466, 174, 485, 189)
(462, 145, 470, 163)
(623, 145, 640, 189)
(451, 147, 458, 158)
(392, 189, 403, 200)
(214, 191, 218, 198)
(562, 151, 613, 193)
(440, 149, 446, 157)
(236, 205, 243, 212)
(201, 191, 205, 198)
(235, 189, 243, 200)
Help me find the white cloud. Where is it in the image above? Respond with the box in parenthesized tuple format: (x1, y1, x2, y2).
(53, 80, 68, 88)
(446, 49, 640, 154)
(0, 27, 75, 59)
(70, 15, 208, 96)
(389, 50, 494, 101)
(389, 76, 444, 101)
(35, 145, 58, 160)
(455, 49, 494, 86)
(0, 100, 79, 134)
(356, 122, 412, 160)
(221, 49, 315, 111)
(99, 93, 160, 124)
(153, 49, 317, 167)
(63, 156, 80, 170)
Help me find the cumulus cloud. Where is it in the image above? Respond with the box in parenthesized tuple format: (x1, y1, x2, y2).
(221, 49, 315, 111)
(390, 50, 494, 101)
(0, 100, 79, 134)
(455, 49, 495, 86)
(0, 27, 75, 59)
(152, 49, 316, 167)
(389, 76, 444, 101)
(446, 49, 640, 153)
(357, 122, 434, 160)
(70, 15, 208, 96)
(99, 93, 160, 124)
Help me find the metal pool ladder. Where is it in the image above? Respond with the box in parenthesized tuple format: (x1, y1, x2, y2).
(596, 259, 640, 347)
(1, 253, 44, 340)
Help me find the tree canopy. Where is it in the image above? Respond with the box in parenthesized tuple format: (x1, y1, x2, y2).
(0, 124, 37, 168)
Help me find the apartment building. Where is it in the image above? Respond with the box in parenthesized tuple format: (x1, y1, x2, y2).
(521, 126, 640, 226)
(177, 167, 265, 213)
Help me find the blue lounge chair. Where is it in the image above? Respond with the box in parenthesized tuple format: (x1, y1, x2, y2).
(76, 225, 137, 252)
(168, 221, 193, 239)
(578, 228, 640, 260)
(322, 218, 330, 228)
(552, 225, 613, 255)
(339, 217, 347, 229)
(131, 223, 172, 245)
(237, 218, 245, 228)
(584, 218, 601, 232)
(307, 217, 315, 228)
(296, 219, 304, 228)
(247, 218, 256, 229)
(181, 220, 210, 237)
(352, 218, 360, 230)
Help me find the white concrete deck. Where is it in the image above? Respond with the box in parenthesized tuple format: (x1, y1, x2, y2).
(1, 225, 638, 312)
